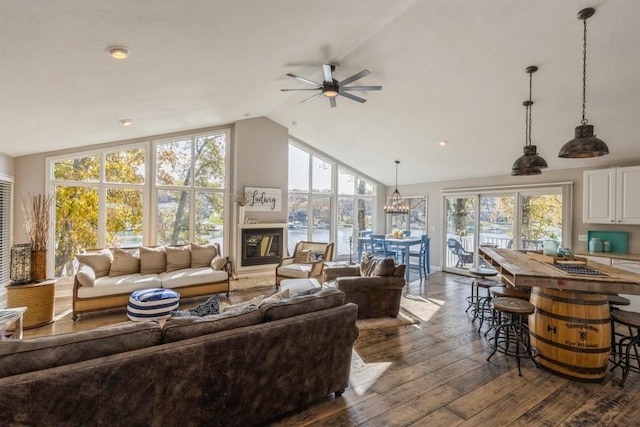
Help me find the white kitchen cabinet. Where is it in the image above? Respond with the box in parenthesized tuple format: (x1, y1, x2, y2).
(583, 166, 640, 224)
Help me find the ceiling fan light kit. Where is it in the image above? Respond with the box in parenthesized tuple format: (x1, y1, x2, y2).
(512, 66, 548, 176)
(384, 160, 409, 214)
(281, 64, 382, 108)
(558, 7, 609, 158)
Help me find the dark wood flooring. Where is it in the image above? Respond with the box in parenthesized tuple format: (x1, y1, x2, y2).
(24, 272, 640, 426)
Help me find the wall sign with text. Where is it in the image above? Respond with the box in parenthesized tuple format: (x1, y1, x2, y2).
(244, 187, 282, 212)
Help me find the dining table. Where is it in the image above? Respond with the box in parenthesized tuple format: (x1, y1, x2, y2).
(357, 235, 423, 282)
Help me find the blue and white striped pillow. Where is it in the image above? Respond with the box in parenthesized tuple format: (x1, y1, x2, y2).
(127, 288, 181, 321)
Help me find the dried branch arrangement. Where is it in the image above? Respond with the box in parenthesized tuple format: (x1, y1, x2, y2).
(22, 193, 54, 252)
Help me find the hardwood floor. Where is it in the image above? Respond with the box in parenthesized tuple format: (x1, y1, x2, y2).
(23, 272, 640, 426)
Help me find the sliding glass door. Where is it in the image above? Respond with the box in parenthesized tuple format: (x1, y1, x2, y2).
(443, 184, 571, 274)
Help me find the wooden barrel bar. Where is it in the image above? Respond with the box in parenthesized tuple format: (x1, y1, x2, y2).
(528, 287, 611, 382)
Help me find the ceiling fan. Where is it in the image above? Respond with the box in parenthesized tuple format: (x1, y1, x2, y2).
(281, 64, 382, 108)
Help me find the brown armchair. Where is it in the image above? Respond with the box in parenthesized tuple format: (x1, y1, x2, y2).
(275, 241, 334, 288)
(324, 255, 406, 319)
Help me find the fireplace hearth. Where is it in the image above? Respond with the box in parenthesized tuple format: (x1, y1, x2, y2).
(241, 227, 283, 267)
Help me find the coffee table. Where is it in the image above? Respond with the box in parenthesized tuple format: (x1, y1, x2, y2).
(0, 307, 27, 339)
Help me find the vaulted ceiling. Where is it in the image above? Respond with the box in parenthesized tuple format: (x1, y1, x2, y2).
(2, 0, 639, 186)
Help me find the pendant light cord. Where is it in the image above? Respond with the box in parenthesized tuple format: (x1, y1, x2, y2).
(528, 71, 533, 146)
(581, 16, 588, 125)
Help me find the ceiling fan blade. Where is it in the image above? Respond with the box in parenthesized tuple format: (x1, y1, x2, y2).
(322, 64, 334, 83)
(342, 85, 382, 91)
(286, 73, 322, 87)
(329, 97, 337, 108)
(339, 69, 370, 86)
(300, 92, 324, 104)
(338, 91, 367, 103)
(281, 88, 322, 91)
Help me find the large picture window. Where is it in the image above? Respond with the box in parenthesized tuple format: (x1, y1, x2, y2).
(287, 142, 376, 259)
(49, 129, 229, 278)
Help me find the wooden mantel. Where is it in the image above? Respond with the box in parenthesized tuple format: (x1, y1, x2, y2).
(478, 247, 640, 295)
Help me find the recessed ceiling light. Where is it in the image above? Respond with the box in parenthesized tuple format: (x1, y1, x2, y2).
(439, 140, 447, 146)
(119, 119, 133, 126)
(107, 46, 129, 59)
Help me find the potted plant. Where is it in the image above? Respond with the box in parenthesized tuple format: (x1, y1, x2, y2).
(22, 193, 54, 281)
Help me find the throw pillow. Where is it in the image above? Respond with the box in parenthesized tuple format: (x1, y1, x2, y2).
(210, 255, 226, 270)
(221, 295, 264, 313)
(76, 249, 112, 278)
(259, 289, 290, 307)
(372, 258, 396, 276)
(294, 249, 312, 264)
(191, 243, 218, 268)
(293, 286, 322, 297)
(76, 264, 96, 287)
(311, 252, 325, 262)
(165, 245, 191, 272)
(139, 246, 167, 275)
(109, 248, 140, 277)
(171, 294, 220, 317)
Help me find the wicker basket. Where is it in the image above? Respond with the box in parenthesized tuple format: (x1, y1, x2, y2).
(6, 280, 55, 329)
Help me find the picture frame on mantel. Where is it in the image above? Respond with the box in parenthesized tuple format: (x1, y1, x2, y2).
(244, 187, 282, 212)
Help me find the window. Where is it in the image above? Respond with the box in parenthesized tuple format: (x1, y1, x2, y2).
(390, 196, 427, 237)
(287, 142, 376, 259)
(49, 129, 229, 278)
(0, 175, 12, 288)
(154, 133, 226, 247)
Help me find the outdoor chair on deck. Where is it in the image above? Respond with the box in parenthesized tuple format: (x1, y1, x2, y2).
(447, 238, 473, 268)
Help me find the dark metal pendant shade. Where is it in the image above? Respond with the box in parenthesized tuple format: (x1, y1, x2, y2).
(559, 7, 609, 158)
(511, 66, 547, 176)
(512, 145, 548, 175)
(558, 124, 609, 158)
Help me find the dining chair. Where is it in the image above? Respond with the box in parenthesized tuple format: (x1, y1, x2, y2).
(407, 235, 430, 280)
(360, 230, 373, 256)
(370, 234, 399, 260)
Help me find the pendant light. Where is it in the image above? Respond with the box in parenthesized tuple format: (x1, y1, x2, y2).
(384, 160, 409, 214)
(558, 7, 609, 158)
(512, 66, 548, 176)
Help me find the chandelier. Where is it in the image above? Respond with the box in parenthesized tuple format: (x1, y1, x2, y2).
(384, 160, 409, 214)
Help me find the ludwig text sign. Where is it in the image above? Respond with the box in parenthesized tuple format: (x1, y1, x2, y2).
(244, 187, 282, 212)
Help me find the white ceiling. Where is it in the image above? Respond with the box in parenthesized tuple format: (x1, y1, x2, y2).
(2, 0, 640, 186)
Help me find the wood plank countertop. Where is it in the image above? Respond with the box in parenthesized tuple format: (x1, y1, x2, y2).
(478, 247, 640, 295)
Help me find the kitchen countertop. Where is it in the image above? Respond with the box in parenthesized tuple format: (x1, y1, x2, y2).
(574, 251, 640, 262)
(478, 247, 640, 295)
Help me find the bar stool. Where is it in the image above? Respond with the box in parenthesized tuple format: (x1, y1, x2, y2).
(487, 297, 539, 376)
(608, 294, 631, 364)
(610, 309, 640, 387)
(474, 279, 504, 332)
(467, 267, 500, 324)
(484, 286, 530, 336)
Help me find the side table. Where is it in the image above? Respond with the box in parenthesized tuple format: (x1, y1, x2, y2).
(6, 279, 56, 329)
(0, 307, 27, 339)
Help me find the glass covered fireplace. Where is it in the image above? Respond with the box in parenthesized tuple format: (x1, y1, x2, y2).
(241, 228, 283, 267)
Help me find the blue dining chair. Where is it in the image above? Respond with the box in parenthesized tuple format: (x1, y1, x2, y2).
(407, 235, 430, 280)
(370, 234, 399, 260)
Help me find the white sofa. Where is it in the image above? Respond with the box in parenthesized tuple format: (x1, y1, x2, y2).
(72, 243, 230, 320)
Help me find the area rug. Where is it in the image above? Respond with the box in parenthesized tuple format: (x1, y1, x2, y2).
(356, 308, 420, 330)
